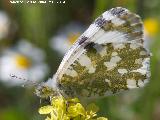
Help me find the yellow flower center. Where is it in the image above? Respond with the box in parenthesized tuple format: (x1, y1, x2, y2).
(144, 18, 159, 36)
(15, 55, 31, 69)
(68, 33, 80, 44)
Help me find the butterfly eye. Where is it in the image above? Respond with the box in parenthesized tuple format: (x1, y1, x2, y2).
(57, 83, 62, 88)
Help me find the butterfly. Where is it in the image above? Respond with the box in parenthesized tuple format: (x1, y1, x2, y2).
(36, 7, 151, 100)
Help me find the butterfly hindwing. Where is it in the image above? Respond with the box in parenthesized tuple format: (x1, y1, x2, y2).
(58, 42, 150, 98)
(53, 7, 150, 99)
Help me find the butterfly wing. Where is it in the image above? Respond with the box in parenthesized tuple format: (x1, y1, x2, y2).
(58, 42, 150, 98)
(55, 7, 144, 79)
(53, 7, 150, 98)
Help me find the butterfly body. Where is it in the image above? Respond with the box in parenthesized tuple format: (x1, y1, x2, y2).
(38, 7, 151, 99)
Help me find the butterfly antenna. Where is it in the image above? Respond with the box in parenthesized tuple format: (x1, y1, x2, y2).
(10, 74, 38, 87)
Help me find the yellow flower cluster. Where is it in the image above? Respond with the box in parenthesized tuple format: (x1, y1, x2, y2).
(39, 96, 108, 120)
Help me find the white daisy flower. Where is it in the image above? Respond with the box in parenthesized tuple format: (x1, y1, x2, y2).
(0, 40, 49, 86)
(50, 22, 86, 55)
(0, 11, 10, 40)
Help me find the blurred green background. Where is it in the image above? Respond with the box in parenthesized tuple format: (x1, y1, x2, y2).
(0, 0, 160, 120)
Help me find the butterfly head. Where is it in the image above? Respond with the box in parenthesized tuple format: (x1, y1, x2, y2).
(35, 78, 59, 98)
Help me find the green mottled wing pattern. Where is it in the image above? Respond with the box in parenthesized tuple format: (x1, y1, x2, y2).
(55, 7, 144, 81)
(52, 7, 151, 99)
(58, 42, 150, 98)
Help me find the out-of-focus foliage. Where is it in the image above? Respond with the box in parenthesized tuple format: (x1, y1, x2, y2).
(144, 18, 159, 36)
(0, 0, 160, 120)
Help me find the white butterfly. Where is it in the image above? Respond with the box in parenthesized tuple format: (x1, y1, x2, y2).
(36, 7, 151, 100)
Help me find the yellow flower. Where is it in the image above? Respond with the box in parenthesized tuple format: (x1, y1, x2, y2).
(38, 96, 108, 120)
(68, 103, 85, 117)
(144, 18, 159, 36)
(97, 117, 108, 120)
(15, 55, 31, 69)
(68, 32, 80, 44)
(39, 105, 54, 114)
